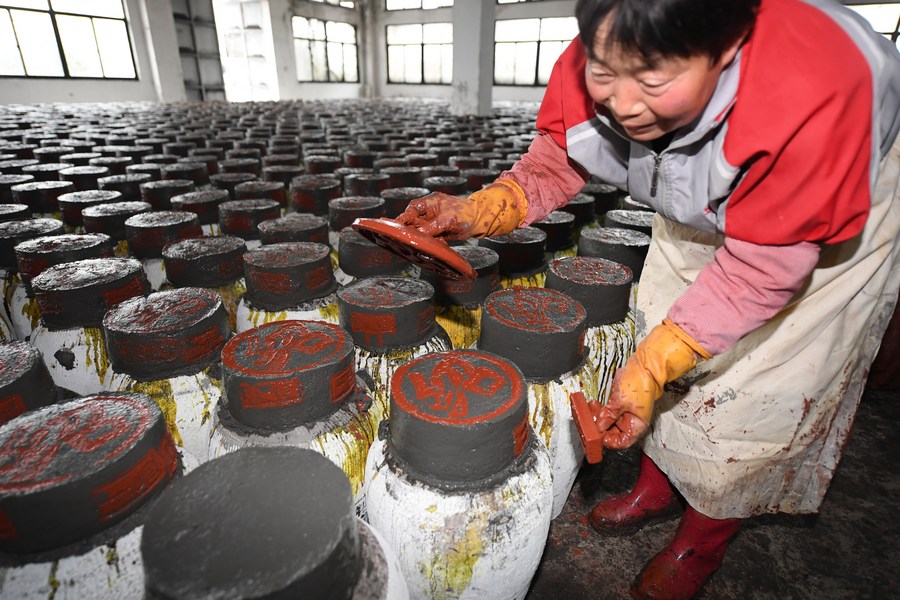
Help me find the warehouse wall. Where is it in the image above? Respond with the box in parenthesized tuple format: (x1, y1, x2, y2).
(0, 0, 186, 104)
(369, 0, 577, 104)
(268, 0, 365, 100)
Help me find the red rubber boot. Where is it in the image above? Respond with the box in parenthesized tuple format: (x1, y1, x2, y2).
(630, 505, 741, 600)
(589, 453, 682, 536)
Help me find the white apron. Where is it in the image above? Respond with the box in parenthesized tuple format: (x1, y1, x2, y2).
(637, 137, 900, 519)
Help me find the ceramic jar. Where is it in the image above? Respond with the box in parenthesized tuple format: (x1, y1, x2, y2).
(141, 447, 409, 600)
(104, 287, 231, 466)
(365, 349, 552, 600)
(0, 393, 187, 599)
(235, 242, 339, 332)
(210, 320, 385, 516)
(30, 257, 150, 395)
(478, 286, 594, 518)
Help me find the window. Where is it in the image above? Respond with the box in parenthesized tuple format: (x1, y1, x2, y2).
(847, 3, 900, 47)
(386, 0, 452, 10)
(293, 16, 358, 82)
(494, 16, 576, 86)
(306, 0, 355, 8)
(0, 0, 135, 78)
(386, 22, 451, 84)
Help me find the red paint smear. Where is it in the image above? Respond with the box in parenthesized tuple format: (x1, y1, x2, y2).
(102, 277, 147, 309)
(0, 394, 26, 425)
(0, 508, 16, 540)
(513, 414, 529, 456)
(350, 312, 396, 348)
(330, 363, 355, 404)
(92, 433, 177, 523)
(239, 378, 302, 409)
(249, 271, 294, 294)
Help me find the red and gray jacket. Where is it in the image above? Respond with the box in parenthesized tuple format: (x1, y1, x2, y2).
(503, 0, 900, 353)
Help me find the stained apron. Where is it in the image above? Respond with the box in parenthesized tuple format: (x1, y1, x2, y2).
(636, 137, 900, 519)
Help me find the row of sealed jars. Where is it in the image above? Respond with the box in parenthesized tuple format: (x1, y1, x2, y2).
(0, 389, 409, 599)
(0, 262, 634, 600)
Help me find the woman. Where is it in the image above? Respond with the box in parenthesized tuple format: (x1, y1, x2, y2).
(398, 0, 900, 598)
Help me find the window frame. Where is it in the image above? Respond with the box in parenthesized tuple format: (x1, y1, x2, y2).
(0, 0, 138, 80)
(292, 15, 360, 83)
(384, 0, 453, 11)
(300, 0, 356, 9)
(493, 16, 576, 87)
(384, 22, 452, 85)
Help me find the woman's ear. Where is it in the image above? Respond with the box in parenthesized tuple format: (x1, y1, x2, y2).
(718, 29, 749, 69)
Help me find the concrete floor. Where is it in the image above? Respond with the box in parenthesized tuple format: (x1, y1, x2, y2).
(526, 387, 899, 600)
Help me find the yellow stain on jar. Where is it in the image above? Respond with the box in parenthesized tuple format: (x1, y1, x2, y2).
(21, 295, 41, 330)
(500, 272, 546, 290)
(250, 308, 287, 328)
(82, 327, 111, 383)
(312, 398, 384, 497)
(127, 377, 182, 447)
(317, 302, 339, 323)
(435, 305, 481, 350)
(529, 384, 555, 449)
(215, 279, 246, 331)
(422, 511, 487, 600)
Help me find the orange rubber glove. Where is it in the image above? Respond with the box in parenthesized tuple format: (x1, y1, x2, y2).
(594, 318, 712, 449)
(395, 179, 528, 240)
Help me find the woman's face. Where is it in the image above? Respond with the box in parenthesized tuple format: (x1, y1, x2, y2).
(584, 18, 741, 142)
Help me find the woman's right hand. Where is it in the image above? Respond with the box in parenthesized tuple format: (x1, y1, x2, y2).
(396, 179, 529, 240)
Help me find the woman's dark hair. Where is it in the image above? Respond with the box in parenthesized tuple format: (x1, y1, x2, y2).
(575, 0, 760, 62)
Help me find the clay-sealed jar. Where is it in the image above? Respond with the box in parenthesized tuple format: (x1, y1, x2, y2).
(0, 204, 30, 224)
(211, 321, 385, 515)
(420, 245, 500, 350)
(479, 226, 548, 289)
(57, 189, 121, 233)
(290, 174, 341, 215)
(218, 199, 281, 250)
(581, 181, 621, 216)
(327, 196, 384, 249)
(82, 201, 152, 256)
(125, 211, 203, 290)
(163, 235, 247, 331)
(0, 218, 64, 340)
(533, 210, 577, 260)
(0, 340, 58, 425)
(379, 186, 429, 218)
(545, 256, 635, 406)
(236, 242, 339, 332)
(139, 179, 194, 210)
(209, 172, 257, 200)
(578, 226, 651, 309)
(98, 173, 151, 202)
(104, 288, 230, 465)
(338, 277, 451, 416)
(171, 189, 229, 236)
(10, 180, 74, 219)
(477, 286, 592, 517)
(604, 208, 654, 237)
(58, 165, 109, 191)
(558, 192, 597, 235)
(12, 233, 114, 340)
(334, 227, 415, 287)
(235, 180, 287, 210)
(141, 447, 409, 600)
(0, 393, 190, 599)
(31, 257, 149, 395)
(364, 349, 552, 600)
